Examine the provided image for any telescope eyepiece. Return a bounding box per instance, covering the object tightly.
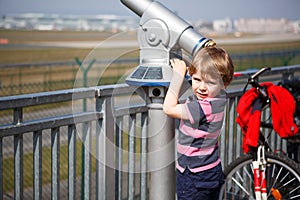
[203,40,216,47]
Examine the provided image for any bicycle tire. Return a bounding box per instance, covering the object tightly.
[219,152,300,200]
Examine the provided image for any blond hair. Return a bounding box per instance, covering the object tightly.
[189,46,234,87]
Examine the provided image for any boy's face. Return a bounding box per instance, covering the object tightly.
[191,71,224,100]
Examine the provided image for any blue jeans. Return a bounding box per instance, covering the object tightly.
[176,164,224,200]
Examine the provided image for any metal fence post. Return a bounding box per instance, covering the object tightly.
[13,107,23,200]
[95,91,115,200]
[147,87,175,200]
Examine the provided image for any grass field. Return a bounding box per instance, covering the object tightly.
[0,30,138,63]
[1,30,300,96]
[1,30,300,63]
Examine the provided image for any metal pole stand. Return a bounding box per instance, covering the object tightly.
[146,86,175,200]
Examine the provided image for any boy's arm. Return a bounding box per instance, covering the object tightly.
[163,59,189,120]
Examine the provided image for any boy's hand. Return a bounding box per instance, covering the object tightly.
[164,58,189,120]
[170,58,187,76]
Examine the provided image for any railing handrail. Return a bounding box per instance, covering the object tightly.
[233,64,300,79]
[0,83,141,110]
[1,64,299,109]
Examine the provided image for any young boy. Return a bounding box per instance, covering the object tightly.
[163,46,234,200]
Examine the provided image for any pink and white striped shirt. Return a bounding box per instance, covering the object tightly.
[176,90,227,173]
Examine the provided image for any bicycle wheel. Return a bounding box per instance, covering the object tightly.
[219,152,300,200]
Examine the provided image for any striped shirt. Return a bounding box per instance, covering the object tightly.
[177,90,227,173]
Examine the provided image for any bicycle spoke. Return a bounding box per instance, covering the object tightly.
[279,171,289,183]
[235,171,244,183]
[290,194,300,199]
[289,185,300,195]
[270,166,283,189]
[247,164,254,183]
[278,177,297,199]
[279,177,295,189]
[231,177,251,196]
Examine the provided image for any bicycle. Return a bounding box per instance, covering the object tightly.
[219,67,300,200]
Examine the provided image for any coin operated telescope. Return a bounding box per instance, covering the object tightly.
[120,1,215,200]
[121,0,215,87]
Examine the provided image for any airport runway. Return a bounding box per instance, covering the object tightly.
[1,33,300,49]
[26,33,300,48]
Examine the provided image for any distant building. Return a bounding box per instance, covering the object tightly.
[0,14,299,34]
[213,18,233,33]
[292,20,300,33]
[234,18,294,33]
[0,13,139,32]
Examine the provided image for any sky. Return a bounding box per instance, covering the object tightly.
[0,0,300,21]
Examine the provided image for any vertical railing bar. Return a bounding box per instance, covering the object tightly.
[68,124,76,200]
[104,96,115,200]
[0,137,2,199]
[235,96,242,158]
[220,103,226,168]
[95,94,117,200]
[83,122,92,200]
[14,134,23,200]
[128,114,136,200]
[13,107,23,125]
[33,130,42,200]
[270,128,276,150]
[96,117,105,200]
[265,107,276,150]
[140,112,148,200]
[228,98,235,164]
[276,134,282,152]
[115,116,123,200]
[227,98,233,161]
[231,98,239,159]
[51,127,60,200]
[95,94,105,200]
[282,138,287,153]
[274,132,278,151]
[13,107,23,200]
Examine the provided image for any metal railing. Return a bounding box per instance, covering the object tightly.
[0,65,300,199]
